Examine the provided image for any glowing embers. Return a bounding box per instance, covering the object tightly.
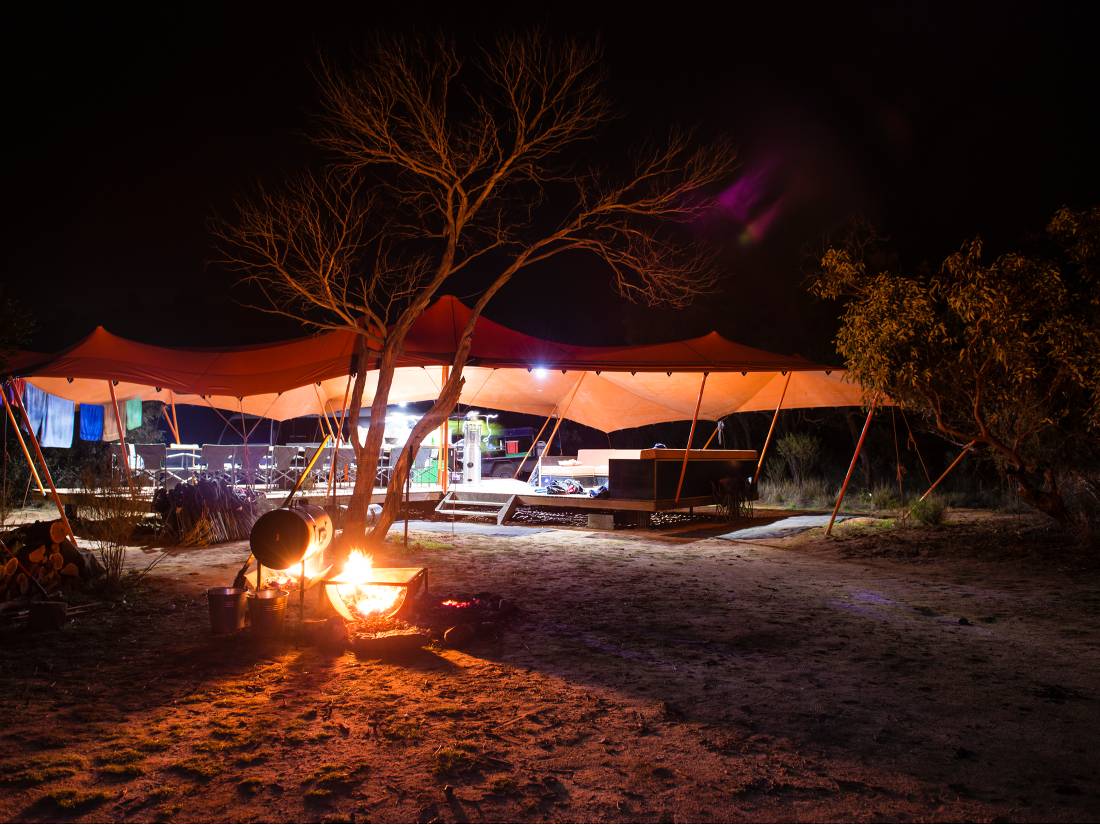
[324,550,403,621]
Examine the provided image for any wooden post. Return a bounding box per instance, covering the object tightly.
[107,380,133,490]
[825,396,878,537]
[512,409,555,479]
[903,440,976,519]
[438,365,450,492]
[754,371,793,483]
[8,386,78,546]
[674,372,708,504]
[1,387,45,495]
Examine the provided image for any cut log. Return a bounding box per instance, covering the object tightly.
[60,563,80,578]
[49,552,64,571]
[352,630,429,659]
[28,546,46,565]
[49,521,67,543]
[2,558,16,578]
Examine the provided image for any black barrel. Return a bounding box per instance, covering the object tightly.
[249,504,333,569]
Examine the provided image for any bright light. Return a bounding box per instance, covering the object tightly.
[398,401,407,408]
[533,367,549,379]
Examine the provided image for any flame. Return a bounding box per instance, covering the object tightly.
[327,550,402,620]
[441,599,472,608]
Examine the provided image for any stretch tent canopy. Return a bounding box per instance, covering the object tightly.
[14,296,868,431]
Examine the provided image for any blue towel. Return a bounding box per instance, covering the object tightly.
[80,403,104,441]
[125,397,142,430]
[21,383,48,438]
[42,394,74,448]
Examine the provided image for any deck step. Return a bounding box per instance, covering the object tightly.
[435,508,501,518]
[434,491,519,525]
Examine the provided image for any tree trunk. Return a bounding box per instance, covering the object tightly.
[343,339,401,543]
[1008,465,1069,524]
[369,371,465,541]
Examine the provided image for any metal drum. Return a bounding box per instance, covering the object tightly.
[249,504,333,570]
[248,589,289,637]
[207,587,248,634]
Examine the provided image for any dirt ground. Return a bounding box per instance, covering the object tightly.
[1,508,1099,822]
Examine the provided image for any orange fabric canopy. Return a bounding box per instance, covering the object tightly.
[14,296,870,431]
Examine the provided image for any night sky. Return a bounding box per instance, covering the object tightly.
[2,2,1095,363]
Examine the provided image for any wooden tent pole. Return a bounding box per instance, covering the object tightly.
[754,371,793,483]
[512,409,555,480]
[1,387,45,495]
[903,440,976,518]
[8,386,77,546]
[439,365,450,492]
[674,372,709,504]
[107,380,134,490]
[825,396,878,537]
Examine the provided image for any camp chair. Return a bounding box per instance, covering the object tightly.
[201,445,236,478]
[269,445,302,489]
[166,443,201,482]
[331,445,356,487]
[108,443,136,484]
[237,444,271,485]
[134,443,167,487]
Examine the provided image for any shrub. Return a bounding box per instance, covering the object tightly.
[871,484,901,512]
[908,496,946,526]
[775,433,822,492]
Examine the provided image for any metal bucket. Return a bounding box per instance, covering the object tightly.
[248,589,289,638]
[207,587,248,635]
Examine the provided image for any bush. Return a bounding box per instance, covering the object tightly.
[871,484,901,512]
[908,496,946,526]
[775,433,822,492]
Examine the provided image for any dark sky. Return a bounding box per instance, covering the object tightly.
[2,2,1095,362]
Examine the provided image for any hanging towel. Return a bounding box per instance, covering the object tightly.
[42,395,75,448]
[103,405,120,442]
[80,403,104,441]
[21,383,49,438]
[125,397,142,430]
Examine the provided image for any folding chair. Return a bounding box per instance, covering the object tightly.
[201,445,236,478]
[269,445,302,489]
[134,443,167,487]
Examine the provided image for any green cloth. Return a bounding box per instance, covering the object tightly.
[125,397,142,430]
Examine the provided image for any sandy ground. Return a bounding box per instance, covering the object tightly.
[1,509,1098,822]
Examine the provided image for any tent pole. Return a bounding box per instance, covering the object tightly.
[674,372,709,505]
[8,386,78,546]
[903,440,976,518]
[107,380,134,491]
[512,409,555,480]
[161,404,180,444]
[825,396,878,537]
[754,371,793,483]
[701,420,721,450]
[439,365,450,493]
[238,400,251,487]
[538,373,586,477]
[1,387,45,495]
[169,391,182,444]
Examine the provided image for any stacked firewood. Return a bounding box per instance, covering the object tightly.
[0,520,105,600]
[153,475,267,546]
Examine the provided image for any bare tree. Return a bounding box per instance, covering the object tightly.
[217,32,735,544]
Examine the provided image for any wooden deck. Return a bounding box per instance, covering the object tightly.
[51,482,712,516]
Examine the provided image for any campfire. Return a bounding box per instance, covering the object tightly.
[217,503,514,655]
